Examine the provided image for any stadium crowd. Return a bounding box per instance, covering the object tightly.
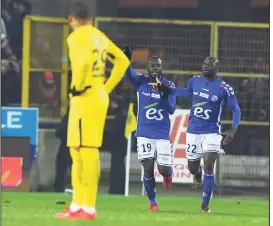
[1,0,31,106]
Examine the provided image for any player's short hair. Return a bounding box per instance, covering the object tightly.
[148,56,161,63]
[69,2,89,19]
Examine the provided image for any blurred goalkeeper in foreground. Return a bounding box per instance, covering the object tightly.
[55,2,130,220]
[124,47,176,211]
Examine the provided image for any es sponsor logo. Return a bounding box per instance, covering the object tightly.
[145,108,164,121]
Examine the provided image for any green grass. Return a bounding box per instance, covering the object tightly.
[2,192,269,226]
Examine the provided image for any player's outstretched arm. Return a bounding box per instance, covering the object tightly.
[221,89,241,145]
[104,39,130,93]
[149,77,193,98]
[171,87,192,97]
[125,66,143,87]
[123,46,144,88]
[170,78,194,97]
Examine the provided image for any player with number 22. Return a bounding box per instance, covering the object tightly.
[150,57,241,213]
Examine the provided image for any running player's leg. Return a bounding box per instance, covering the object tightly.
[141,159,158,210]
[137,137,157,210]
[201,133,223,212]
[186,133,203,187]
[188,159,202,187]
[156,140,173,189]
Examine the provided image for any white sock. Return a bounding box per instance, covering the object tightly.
[69,203,81,212]
[82,206,96,214]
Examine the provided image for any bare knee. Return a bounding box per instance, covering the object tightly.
[204,152,218,174]
[141,159,154,178]
[204,163,214,174]
[188,159,200,175]
[157,165,172,177]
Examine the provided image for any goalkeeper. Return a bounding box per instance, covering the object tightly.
[55,2,130,220]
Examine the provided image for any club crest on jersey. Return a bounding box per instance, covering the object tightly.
[168,81,175,88]
[211,95,218,102]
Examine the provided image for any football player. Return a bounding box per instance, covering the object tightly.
[55,3,130,220]
[150,57,241,212]
[124,47,176,211]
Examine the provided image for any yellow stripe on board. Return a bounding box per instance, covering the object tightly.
[133,69,268,79]
[222,120,269,126]
[28,16,67,23]
[96,17,214,26]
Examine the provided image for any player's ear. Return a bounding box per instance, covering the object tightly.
[146,62,149,71]
[67,16,73,23]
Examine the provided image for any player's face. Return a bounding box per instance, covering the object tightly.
[147,58,162,78]
[202,57,219,78]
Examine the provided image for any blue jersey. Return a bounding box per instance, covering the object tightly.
[170,75,241,134]
[126,66,176,140]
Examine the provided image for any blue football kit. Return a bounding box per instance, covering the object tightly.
[169,75,241,134]
[125,66,176,140]
[125,65,176,208]
[168,74,241,209]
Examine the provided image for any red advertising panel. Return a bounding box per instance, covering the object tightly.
[1,157,23,187]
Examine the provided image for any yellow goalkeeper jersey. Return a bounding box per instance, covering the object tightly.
[67,24,130,94]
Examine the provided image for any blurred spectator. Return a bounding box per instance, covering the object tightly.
[239,77,268,121]
[2,0,31,60]
[54,106,71,192]
[256,57,269,74]
[1,24,21,106]
[1,18,7,40]
[1,0,31,106]
[32,72,60,117]
[31,42,58,69]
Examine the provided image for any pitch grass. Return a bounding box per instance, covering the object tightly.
[2,192,269,226]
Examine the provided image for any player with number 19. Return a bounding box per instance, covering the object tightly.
[150,57,241,212]
[123,47,176,211]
